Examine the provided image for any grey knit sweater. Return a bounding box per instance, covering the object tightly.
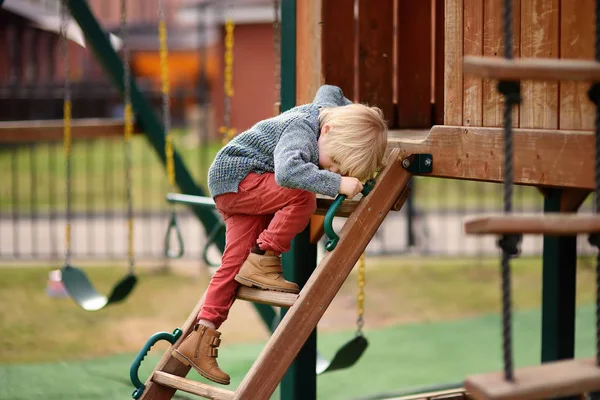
[207,85,352,199]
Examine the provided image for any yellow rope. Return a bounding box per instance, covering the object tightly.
[219,18,236,143]
[64,99,72,251]
[357,253,365,323]
[124,102,134,261]
[159,19,175,188]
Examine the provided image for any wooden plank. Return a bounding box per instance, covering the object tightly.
[0,118,140,143]
[315,197,361,217]
[444,0,463,125]
[296,0,322,105]
[482,0,520,128]
[234,149,410,400]
[358,0,394,125]
[463,0,483,126]
[559,0,595,130]
[139,295,205,399]
[520,0,559,129]
[389,389,466,400]
[387,125,594,190]
[236,287,297,308]
[464,214,600,235]
[396,0,432,128]
[433,0,446,125]
[465,358,600,400]
[464,57,600,82]
[321,0,355,100]
[310,214,325,244]
[152,372,235,400]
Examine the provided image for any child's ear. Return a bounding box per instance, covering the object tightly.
[321,123,332,136]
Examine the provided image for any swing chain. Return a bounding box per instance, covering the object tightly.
[60,0,72,266]
[356,253,365,335]
[158,0,174,190]
[121,0,135,273]
[219,4,236,143]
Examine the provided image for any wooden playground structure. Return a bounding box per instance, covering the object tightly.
[3,0,600,399]
[131,0,600,399]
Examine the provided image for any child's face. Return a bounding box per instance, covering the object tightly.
[318,125,341,174]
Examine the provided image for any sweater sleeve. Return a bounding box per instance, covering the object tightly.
[273,119,341,198]
[312,85,353,108]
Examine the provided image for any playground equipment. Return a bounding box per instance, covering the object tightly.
[17,0,600,398]
[125,0,600,398]
[459,1,600,399]
[59,0,137,311]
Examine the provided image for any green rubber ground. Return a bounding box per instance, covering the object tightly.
[0,304,596,400]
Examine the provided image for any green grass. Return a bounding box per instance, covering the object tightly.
[4,133,592,214]
[0,256,596,364]
[0,305,596,400]
[0,132,222,213]
[0,256,597,399]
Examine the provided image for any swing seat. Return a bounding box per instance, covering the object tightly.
[465,358,600,400]
[61,265,137,311]
[316,334,368,375]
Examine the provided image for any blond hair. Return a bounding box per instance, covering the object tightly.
[318,103,388,181]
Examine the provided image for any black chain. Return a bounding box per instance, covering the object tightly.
[496,0,522,383]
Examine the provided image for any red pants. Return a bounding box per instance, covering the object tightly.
[198,172,317,328]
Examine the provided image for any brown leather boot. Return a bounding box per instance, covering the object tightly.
[171,323,230,385]
[234,251,299,294]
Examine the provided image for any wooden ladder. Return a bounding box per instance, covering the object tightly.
[136,148,412,400]
[462,55,600,400]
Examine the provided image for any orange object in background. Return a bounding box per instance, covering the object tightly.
[132,48,219,90]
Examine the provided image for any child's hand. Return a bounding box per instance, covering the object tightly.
[339,177,363,198]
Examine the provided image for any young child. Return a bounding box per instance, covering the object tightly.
[171,85,388,385]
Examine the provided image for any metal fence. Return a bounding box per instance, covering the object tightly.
[0,85,597,262]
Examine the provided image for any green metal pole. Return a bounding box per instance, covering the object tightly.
[65,0,277,329]
[541,190,577,365]
[279,1,318,399]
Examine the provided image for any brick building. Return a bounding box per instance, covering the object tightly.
[0,0,279,138]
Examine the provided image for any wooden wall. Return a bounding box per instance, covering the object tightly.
[445,0,595,130]
[320,0,438,129]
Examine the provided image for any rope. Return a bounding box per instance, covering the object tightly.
[121,0,135,273]
[356,253,366,335]
[158,0,174,190]
[496,0,522,382]
[60,0,72,266]
[219,5,236,143]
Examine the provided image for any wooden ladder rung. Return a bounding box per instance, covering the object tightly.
[152,371,235,400]
[463,56,600,82]
[464,214,600,235]
[465,358,600,400]
[236,287,297,308]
